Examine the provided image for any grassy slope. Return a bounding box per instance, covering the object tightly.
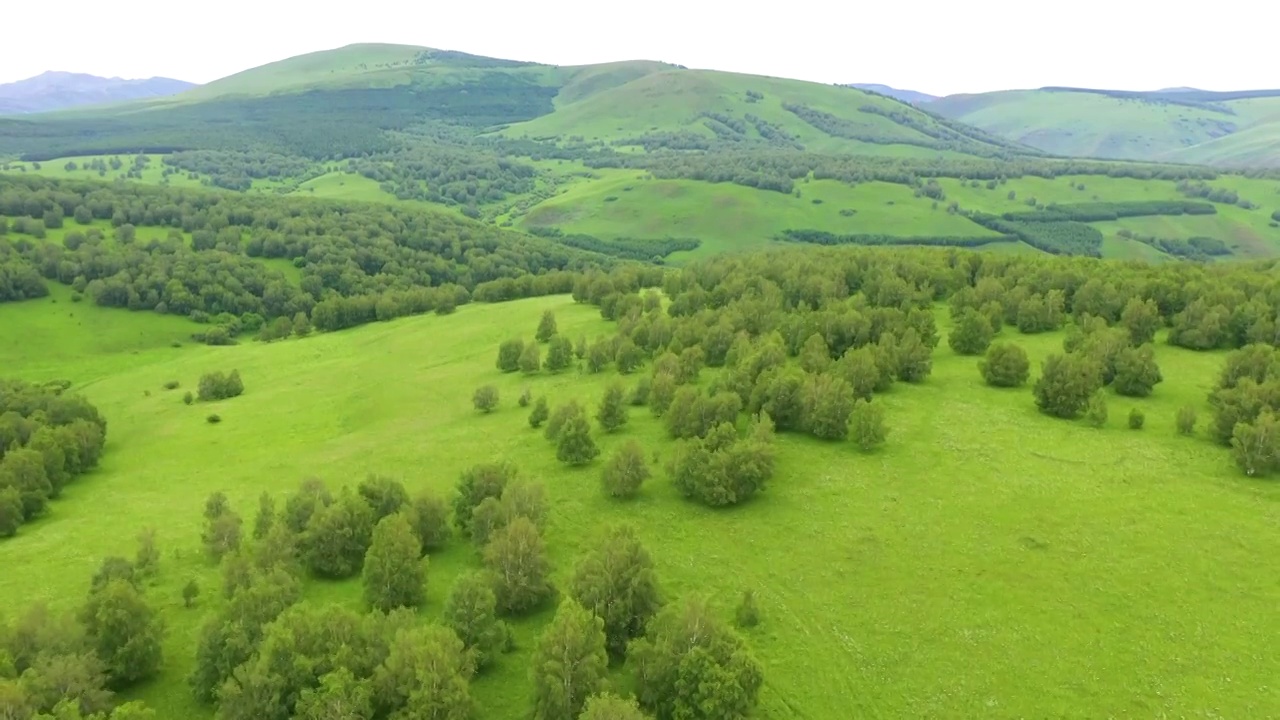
[520,171,1001,257]
[180,44,431,99]
[930,90,1236,159]
[501,69,984,158]
[0,294,1278,718]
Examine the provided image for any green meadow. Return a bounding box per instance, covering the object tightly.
[1,291,1277,718]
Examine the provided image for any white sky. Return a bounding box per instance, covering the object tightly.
[0,0,1273,96]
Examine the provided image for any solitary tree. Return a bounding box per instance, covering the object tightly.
[531,599,608,720]
[519,342,542,374]
[443,571,511,671]
[362,514,427,612]
[1112,345,1163,397]
[1176,405,1197,435]
[570,525,662,656]
[483,517,553,615]
[557,413,600,465]
[602,441,650,499]
[473,385,499,413]
[546,336,574,373]
[630,597,762,720]
[536,311,558,343]
[597,383,629,433]
[529,396,550,429]
[497,338,524,372]
[980,343,1030,387]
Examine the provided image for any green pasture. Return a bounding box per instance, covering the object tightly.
[0,292,1276,718]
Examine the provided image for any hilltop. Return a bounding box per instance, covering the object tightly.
[931,86,1280,166]
[847,83,939,104]
[0,71,195,114]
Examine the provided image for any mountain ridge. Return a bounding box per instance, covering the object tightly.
[0,71,195,115]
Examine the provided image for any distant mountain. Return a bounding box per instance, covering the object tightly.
[930,86,1280,167]
[0,71,196,115]
[846,84,938,105]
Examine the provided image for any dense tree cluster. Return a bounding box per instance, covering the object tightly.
[0,175,624,336]
[0,379,107,538]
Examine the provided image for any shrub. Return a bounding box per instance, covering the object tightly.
[602,441,649,499]
[519,388,532,407]
[1176,405,1197,435]
[473,385,499,413]
[851,399,887,451]
[197,370,244,402]
[183,391,194,405]
[980,343,1031,387]
[1128,408,1145,430]
[1034,353,1101,419]
[1085,391,1108,428]
[529,396,549,428]
[163,380,180,391]
[735,588,761,628]
[207,414,222,424]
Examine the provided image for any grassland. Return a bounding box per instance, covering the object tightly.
[1,289,1277,718]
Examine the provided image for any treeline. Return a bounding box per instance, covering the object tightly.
[782,103,1015,158]
[780,228,1011,248]
[0,175,619,336]
[0,379,108,538]
[1116,230,1230,259]
[527,227,701,261]
[349,145,538,211]
[968,214,1104,256]
[855,103,1033,157]
[1001,200,1217,222]
[162,150,322,191]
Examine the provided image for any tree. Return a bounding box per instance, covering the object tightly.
[580,694,651,720]
[14,652,113,716]
[357,475,408,522]
[302,489,375,578]
[1128,408,1145,429]
[0,487,22,537]
[546,400,585,441]
[284,479,332,534]
[483,517,552,615]
[531,599,608,720]
[529,396,550,429]
[1120,297,1161,346]
[473,385,499,413]
[894,328,933,383]
[134,528,159,578]
[1034,353,1102,419]
[546,336,574,372]
[1177,405,1197,435]
[948,308,994,356]
[752,367,806,431]
[735,589,760,628]
[497,338,524,373]
[292,312,312,338]
[1112,345,1163,397]
[602,441,650,499]
[536,311,558,343]
[443,572,511,671]
[597,383,629,433]
[570,525,662,656]
[1232,412,1280,476]
[1,448,51,519]
[182,579,200,608]
[801,373,855,440]
[980,342,1030,387]
[362,514,426,612]
[649,373,677,416]
[1085,391,1108,428]
[630,597,762,720]
[201,493,242,561]
[587,339,612,374]
[406,491,451,553]
[453,461,516,532]
[520,342,542,374]
[373,625,474,720]
[79,580,164,687]
[616,339,645,374]
[197,370,243,401]
[252,492,275,540]
[850,399,887,451]
[557,413,600,465]
[798,333,832,374]
[295,668,373,720]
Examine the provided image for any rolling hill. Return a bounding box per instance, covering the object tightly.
[0,43,1033,162]
[847,83,938,104]
[931,87,1280,166]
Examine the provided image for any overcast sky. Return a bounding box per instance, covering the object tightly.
[1,0,1273,95]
